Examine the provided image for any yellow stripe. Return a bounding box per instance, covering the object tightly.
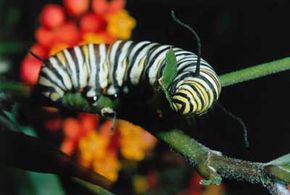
[56,52,66,66]
[184,80,209,113]
[178,86,201,112]
[82,45,89,62]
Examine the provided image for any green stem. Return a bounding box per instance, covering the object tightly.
[220,57,290,87]
[156,129,208,165]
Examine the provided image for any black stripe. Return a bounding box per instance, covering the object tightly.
[174,91,194,113]
[172,97,186,114]
[143,45,171,79]
[127,42,153,80]
[53,55,73,91]
[198,74,218,100]
[66,47,80,89]
[93,44,101,92]
[184,82,205,110]
[39,70,65,93]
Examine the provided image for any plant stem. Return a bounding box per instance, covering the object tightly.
[220,57,290,87]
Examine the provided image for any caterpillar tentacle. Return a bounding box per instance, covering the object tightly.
[37,40,221,115]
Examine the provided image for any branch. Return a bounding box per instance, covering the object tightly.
[220,57,290,87]
[156,129,289,194]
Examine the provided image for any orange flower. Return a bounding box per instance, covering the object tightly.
[92,153,121,181]
[49,43,69,56]
[60,113,99,155]
[106,9,136,40]
[82,32,115,44]
[118,120,157,161]
[75,119,156,182]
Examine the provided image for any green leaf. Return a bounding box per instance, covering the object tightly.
[73,178,114,195]
[266,153,290,184]
[27,171,65,195]
[268,153,290,168]
[159,49,177,109]
[162,48,177,89]
[11,168,65,195]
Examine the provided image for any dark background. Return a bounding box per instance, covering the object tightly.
[1,0,290,194]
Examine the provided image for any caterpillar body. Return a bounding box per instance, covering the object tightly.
[37,40,221,115]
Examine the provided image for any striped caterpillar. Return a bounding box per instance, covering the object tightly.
[36,40,221,116]
[34,12,221,117]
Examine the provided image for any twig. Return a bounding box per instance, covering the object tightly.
[220,57,290,87]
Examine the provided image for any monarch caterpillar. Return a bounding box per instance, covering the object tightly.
[35,39,220,115]
[33,12,221,117]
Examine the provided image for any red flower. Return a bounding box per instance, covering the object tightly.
[55,22,81,46]
[35,27,55,48]
[92,0,125,14]
[80,13,106,33]
[20,56,42,85]
[64,0,90,16]
[40,4,65,29]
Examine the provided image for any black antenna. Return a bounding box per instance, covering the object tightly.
[29,51,46,62]
[171,10,201,76]
[216,103,250,148]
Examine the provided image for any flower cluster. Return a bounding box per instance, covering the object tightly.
[59,113,157,182]
[21,0,135,85]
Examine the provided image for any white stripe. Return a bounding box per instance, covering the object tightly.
[116,41,133,86]
[129,42,158,84]
[148,45,169,84]
[41,67,66,90]
[109,40,122,85]
[63,49,78,89]
[38,76,64,97]
[49,57,72,90]
[98,44,109,88]
[74,46,88,88]
[200,71,220,96]
[88,44,97,89]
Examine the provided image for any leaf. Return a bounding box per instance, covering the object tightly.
[159,49,177,108]
[26,171,65,195]
[268,153,290,168]
[162,48,177,89]
[266,153,290,184]
[73,178,114,195]
[10,168,64,195]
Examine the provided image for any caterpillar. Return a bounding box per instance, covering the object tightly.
[36,40,221,116]
[34,11,221,116]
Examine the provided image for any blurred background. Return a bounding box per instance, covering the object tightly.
[0,0,290,194]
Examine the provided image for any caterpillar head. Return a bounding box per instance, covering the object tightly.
[170,76,221,115]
